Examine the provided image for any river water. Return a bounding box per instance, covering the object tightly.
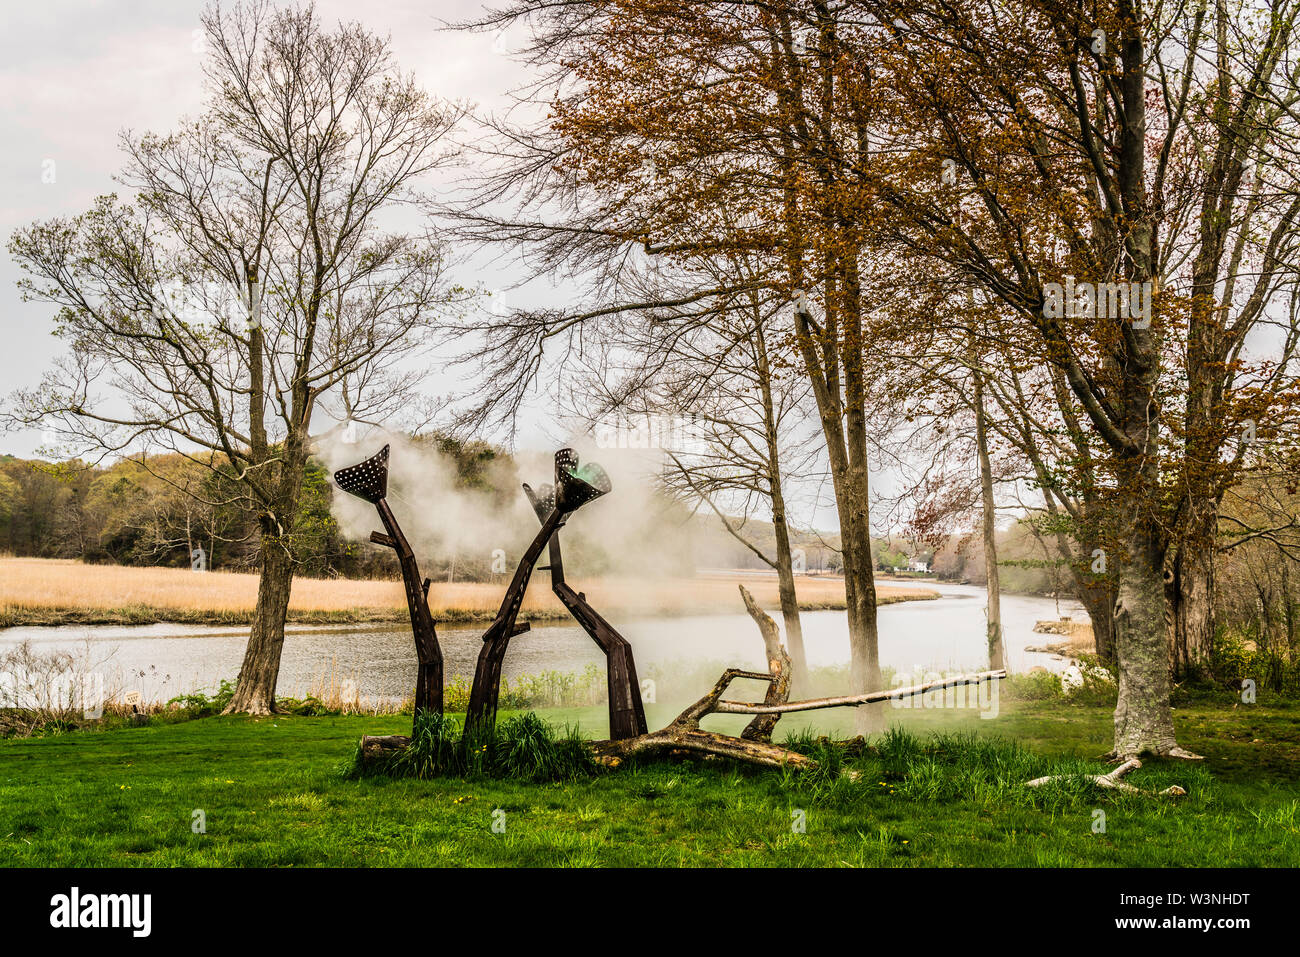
[0,580,1085,705]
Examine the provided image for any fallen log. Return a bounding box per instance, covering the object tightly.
[588,668,1007,769]
[361,734,412,759]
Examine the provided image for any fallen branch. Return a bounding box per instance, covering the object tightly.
[712,670,1007,716]
[1025,757,1187,797]
[589,666,816,768]
[361,582,1007,774]
[590,670,1006,768]
[737,584,791,743]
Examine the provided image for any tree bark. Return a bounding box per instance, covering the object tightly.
[1171,505,1218,679]
[973,356,1005,671]
[224,528,294,715]
[738,584,792,742]
[1076,575,1118,666]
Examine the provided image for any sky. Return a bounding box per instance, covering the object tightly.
[0,0,539,450]
[0,0,903,535]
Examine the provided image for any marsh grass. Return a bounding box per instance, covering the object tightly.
[0,556,934,627]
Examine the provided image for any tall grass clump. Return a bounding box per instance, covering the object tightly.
[347,711,595,782]
[777,724,1216,812]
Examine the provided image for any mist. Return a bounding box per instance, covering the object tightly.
[317,427,705,580]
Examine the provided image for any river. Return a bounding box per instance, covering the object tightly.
[0,580,1085,705]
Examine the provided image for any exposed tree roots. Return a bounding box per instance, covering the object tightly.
[1026,757,1187,797]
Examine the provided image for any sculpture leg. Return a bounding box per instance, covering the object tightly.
[606,637,648,739]
[552,578,648,739]
[466,625,510,734]
[373,500,443,723]
[414,658,443,718]
[335,448,446,730]
[465,509,563,734]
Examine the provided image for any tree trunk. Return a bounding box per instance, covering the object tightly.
[843,477,882,732]
[839,260,884,734]
[1076,575,1118,665]
[1172,504,1217,679]
[224,529,295,715]
[1105,22,1190,759]
[1111,520,1180,758]
[973,356,1004,670]
[790,297,882,733]
[775,67,880,729]
[753,317,808,687]
[771,517,807,687]
[1282,559,1296,661]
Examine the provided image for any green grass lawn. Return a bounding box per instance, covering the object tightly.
[2,698,1297,867]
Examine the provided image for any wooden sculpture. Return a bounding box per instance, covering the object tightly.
[333,444,443,722]
[464,448,621,734]
[343,442,1010,775]
[523,455,648,740]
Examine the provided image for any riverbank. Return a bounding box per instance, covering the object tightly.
[0,557,938,627]
[2,696,1295,866]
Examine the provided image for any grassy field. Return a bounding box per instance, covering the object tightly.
[2,696,1295,867]
[0,557,935,627]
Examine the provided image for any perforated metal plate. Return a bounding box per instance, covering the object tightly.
[522,482,556,522]
[334,444,390,504]
[554,448,611,512]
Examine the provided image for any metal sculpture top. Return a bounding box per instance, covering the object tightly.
[333,443,390,504]
[522,450,647,740]
[525,450,611,520]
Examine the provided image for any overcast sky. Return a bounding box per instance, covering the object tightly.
[0,1,893,534]
[0,0,544,452]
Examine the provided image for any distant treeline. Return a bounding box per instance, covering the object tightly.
[0,437,758,582]
[0,440,1058,589]
[0,436,514,580]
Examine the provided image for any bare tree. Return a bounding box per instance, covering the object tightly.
[569,262,822,687]
[7,1,464,713]
[449,0,896,730]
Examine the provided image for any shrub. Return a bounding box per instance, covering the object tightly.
[167,679,237,717]
[1211,631,1300,698]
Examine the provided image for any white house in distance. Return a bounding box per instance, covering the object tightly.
[908,558,930,573]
